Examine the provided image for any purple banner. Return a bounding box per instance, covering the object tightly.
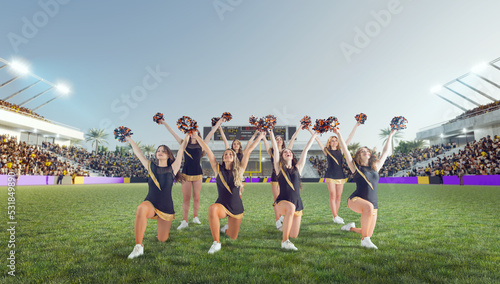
[16,175,55,186]
[443,176,460,185]
[83,177,124,184]
[463,175,500,186]
[379,177,418,184]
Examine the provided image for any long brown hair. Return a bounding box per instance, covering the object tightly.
[222,149,243,188]
[354,147,378,171]
[231,139,243,156]
[156,145,185,183]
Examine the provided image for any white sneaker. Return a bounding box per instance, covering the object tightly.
[333,216,345,224]
[220,224,228,234]
[127,244,144,259]
[192,217,201,224]
[341,222,355,232]
[177,220,188,230]
[276,219,283,231]
[361,237,378,249]
[279,215,284,222]
[208,241,221,254]
[281,239,298,251]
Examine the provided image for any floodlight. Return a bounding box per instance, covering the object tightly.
[9,61,30,75]
[471,62,488,74]
[55,84,70,95]
[430,85,442,93]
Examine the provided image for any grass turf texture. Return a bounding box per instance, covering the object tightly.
[1,183,499,283]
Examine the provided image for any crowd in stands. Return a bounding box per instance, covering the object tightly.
[43,142,147,178]
[448,101,500,124]
[0,134,82,177]
[409,135,500,177]
[379,143,457,177]
[0,99,47,121]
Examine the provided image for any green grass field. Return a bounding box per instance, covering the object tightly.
[1,182,499,283]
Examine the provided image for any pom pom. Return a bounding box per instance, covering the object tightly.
[327,116,339,128]
[211,117,220,127]
[355,113,367,124]
[249,115,258,126]
[300,116,311,129]
[114,126,133,143]
[221,112,232,122]
[177,116,199,135]
[313,119,331,134]
[264,114,277,130]
[390,116,408,131]
[153,112,164,124]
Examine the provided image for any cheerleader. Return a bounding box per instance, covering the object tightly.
[309,122,361,224]
[126,135,189,259]
[192,131,264,254]
[262,127,302,231]
[219,127,260,194]
[270,129,317,251]
[335,127,395,249]
[160,118,224,230]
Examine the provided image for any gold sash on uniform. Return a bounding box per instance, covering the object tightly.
[184,149,193,159]
[280,165,296,191]
[326,148,340,166]
[217,164,232,194]
[148,161,162,191]
[354,164,374,191]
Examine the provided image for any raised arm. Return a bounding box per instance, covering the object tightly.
[269,130,280,174]
[239,132,264,170]
[171,135,189,175]
[262,133,273,157]
[243,130,259,154]
[333,127,356,174]
[286,126,302,150]
[307,128,327,156]
[192,132,218,175]
[344,122,361,145]
[219,125,230,149]
[125,137,149,170]
[375,129,395,171]
[296,131,318,175]
[204,118,225,144]
[160,119,183,144]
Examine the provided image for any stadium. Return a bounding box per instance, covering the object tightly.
[1,2,499,283]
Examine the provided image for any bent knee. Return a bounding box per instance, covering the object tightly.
[158,235,169,242]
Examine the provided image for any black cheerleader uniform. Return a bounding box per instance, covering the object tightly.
[274,165,303,216]
[182,143,203,181]
[215,164,244,219]
[270,152,278,185]
[349,164,379,210]
[324,148,346,184]
[144,161,175,221]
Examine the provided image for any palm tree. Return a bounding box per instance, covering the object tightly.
[85,128,109,154]
[348,142,361,157]
[143,144,156,158]
[379,127,403,153]
[115,145,128,157]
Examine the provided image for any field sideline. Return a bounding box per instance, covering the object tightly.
[1,183,499,283]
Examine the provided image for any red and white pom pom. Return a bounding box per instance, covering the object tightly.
[355,113,367,124]
[390,116,408,131]
[300,116,311,129]
[114,126,133,143]
[153,112,164,124]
